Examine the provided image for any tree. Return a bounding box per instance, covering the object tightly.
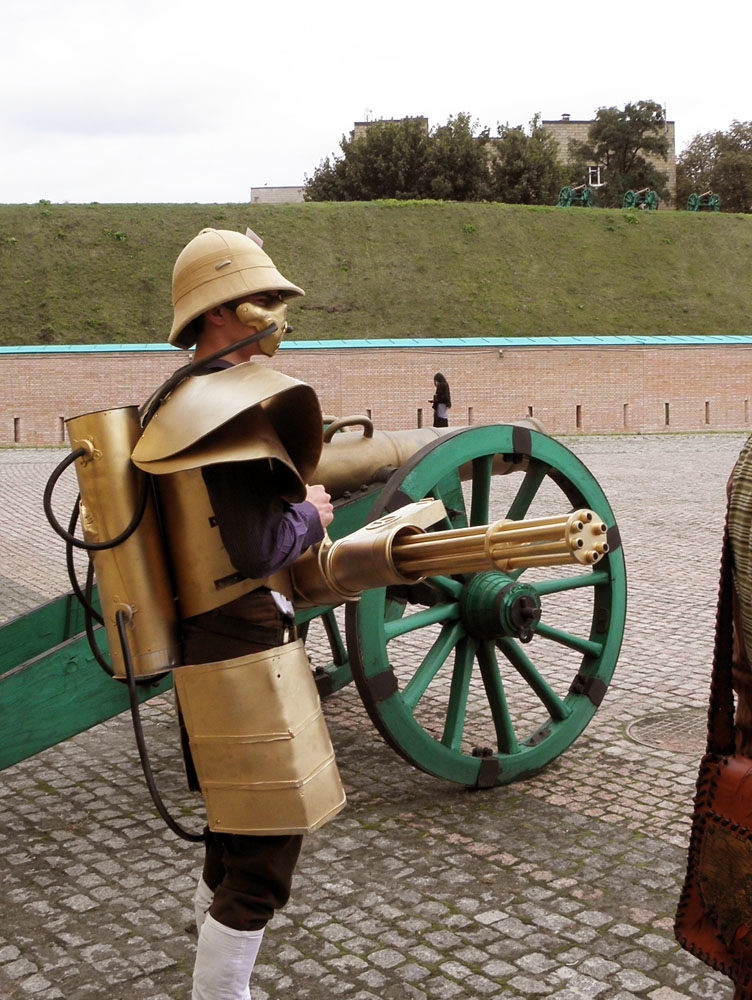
[304,117,432,201]
[304,113,490,202]
[488,115,566,205]
[424,113,490,201]
[568,100,669,208]
[677,121,752,213]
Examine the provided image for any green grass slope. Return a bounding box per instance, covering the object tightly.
[0,200,750,346]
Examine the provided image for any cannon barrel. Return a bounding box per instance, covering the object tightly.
[313,415,540,500]
[292,499,609,605]
[313,416,446,499]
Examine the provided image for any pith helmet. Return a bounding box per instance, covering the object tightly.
[169,228,304,349]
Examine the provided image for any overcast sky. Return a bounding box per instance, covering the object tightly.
[2,0,748,205]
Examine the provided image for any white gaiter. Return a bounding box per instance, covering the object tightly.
[192,913,265,1000]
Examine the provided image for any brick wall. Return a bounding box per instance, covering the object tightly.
[3,341,751,448]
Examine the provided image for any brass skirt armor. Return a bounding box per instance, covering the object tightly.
[173,640,346,835]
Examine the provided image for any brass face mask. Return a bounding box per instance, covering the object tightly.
[235,300,288,357]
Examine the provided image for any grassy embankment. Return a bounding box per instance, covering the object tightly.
[0,200,750,347]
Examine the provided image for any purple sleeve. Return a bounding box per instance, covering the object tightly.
[202,462,325,579]
[252,499,325,576]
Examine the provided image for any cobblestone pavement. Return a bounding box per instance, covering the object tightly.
[1,434,749,1000]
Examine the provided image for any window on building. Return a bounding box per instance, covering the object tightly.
[588,165,604,188]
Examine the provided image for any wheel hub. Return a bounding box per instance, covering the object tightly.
[459,572,542,643]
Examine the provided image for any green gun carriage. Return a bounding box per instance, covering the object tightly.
[622,188,659,210]
[556,184,595,208]
[1,418,626,795]
[687,191,721,212]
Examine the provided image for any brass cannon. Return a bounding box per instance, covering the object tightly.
[1,412,625,791]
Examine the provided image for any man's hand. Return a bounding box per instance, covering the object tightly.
[306,484,334,529]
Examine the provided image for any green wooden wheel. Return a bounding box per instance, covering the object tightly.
[622,190,636,209]
[687,193,700,212]
[345,424,627,787]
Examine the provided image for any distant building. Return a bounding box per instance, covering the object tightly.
[541,113,677,207]
[250,186,305,204]
[351,116,429,141]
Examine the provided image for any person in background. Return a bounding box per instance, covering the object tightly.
[431,372,451,427]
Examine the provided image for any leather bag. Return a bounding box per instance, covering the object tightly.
[674,521,752,996]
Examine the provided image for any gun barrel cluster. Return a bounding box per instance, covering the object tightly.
[391,509,609,577]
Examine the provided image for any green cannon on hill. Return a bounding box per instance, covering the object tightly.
[622,188,659,210]
[687,191,721,212]
[1,410,626,793]
[556,184,595,208]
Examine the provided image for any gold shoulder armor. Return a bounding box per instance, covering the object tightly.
[131,362,322,488]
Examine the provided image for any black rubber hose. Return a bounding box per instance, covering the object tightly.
[139,323,278,428]
[117,610,205,843]
[64,495,104,626]
[43,448,150,552]
[83,560,114,677]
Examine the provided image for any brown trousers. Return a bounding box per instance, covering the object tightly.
[201,827,302,932]
[182,589,303,931]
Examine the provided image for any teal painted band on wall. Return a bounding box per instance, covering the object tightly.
[2,335,752,356]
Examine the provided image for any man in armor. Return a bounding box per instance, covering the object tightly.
[134,228,341,999]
